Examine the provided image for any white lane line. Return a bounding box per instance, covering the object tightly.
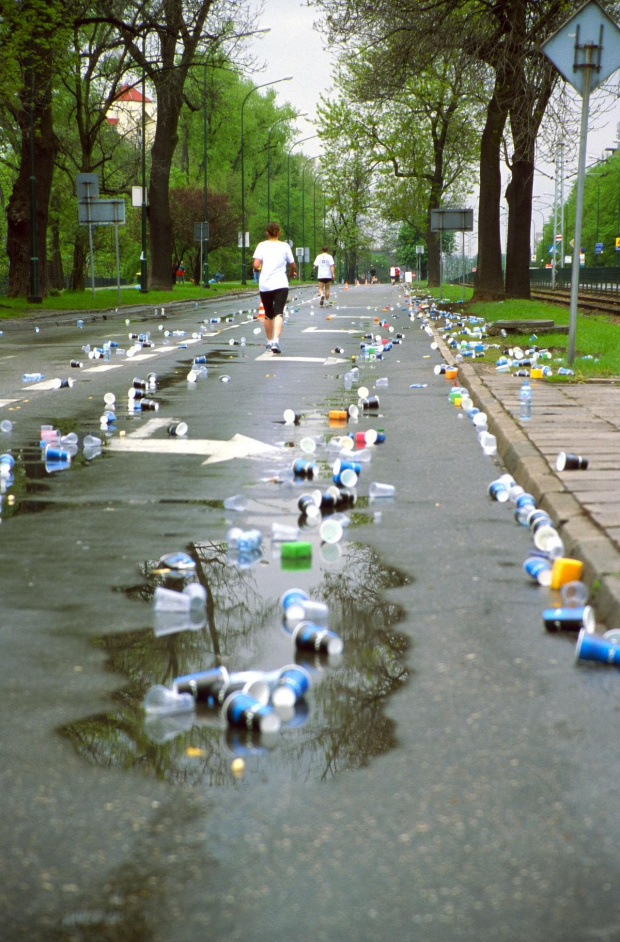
[0,399,19,408]
[83,364,125,374]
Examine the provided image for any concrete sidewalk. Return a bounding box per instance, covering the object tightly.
[436,335,620,629]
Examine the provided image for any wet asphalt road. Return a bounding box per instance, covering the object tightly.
[1,284,620,941]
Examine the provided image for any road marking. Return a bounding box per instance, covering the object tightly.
[302,327,360,335]
[0,399,19,408]
[254,352,346,363]
[125,417,171,438]
[83,364,124,374]
[107,431,280,465]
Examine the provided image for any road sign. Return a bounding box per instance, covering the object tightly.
[595,241,604,254]
[415,245,425,255]
[542,1,620,95]
[615,236,620,249]
[296,247,304,258]
[237,232,249,248]
[76,173,99,201]
[194,221,209,242]
[430,208,474,231]
[131,185,148,207]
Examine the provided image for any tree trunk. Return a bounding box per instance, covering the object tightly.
[70,233,87,290]
[6,53,57,299]
[504,158,533,299]
[473,80,509,301]
[148,71,184,290]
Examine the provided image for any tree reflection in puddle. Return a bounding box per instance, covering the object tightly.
[60,540,411,786]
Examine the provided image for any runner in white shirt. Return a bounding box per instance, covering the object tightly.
[313,246,335,306]
[253,222,297,354]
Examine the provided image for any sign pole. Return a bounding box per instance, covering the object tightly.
[568,47,593,365]
[114,220,121,306]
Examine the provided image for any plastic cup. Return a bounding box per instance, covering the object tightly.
[0,420,13,433]
[369,481,395,499]
[224,494,248,512]
[560,580,589,607]
[319,518,343,544]
[550,557,583,590]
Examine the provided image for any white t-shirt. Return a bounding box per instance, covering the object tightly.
[314,253,335,280]
[253,240,294,291]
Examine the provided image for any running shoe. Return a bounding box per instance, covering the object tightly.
[319,296,324,306]
[271,341,281,354]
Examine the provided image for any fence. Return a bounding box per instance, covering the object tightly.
[529,267,620,293]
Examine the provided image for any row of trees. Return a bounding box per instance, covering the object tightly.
[0,0,329,298]
[312,0,620,300]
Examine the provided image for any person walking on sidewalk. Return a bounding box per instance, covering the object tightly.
[313,246,335,306]
[253,221,297,355]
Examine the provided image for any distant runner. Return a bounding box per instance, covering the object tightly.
[313,246,336,307]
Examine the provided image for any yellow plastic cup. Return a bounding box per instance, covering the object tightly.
[550,557,583,590]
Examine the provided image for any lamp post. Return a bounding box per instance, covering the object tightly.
[267,112,306,225]
[240,76,292,284]
[201,57,209,287]
[286,134,317,247]
[301,155,318,281]
[140,33,148,294]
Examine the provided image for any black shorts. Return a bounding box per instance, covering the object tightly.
[318,278,332,284]
[260,287,288,319]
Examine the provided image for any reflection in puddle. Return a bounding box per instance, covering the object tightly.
[61,540,411,786]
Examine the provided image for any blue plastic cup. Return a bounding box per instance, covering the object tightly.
[575,628,620,666]
[523,556,552,586]
[543,605,595,633]
[271,665,312,708]
[221,691,281,734]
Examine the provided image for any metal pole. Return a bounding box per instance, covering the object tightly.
[560,142,565,271]
[88,222,96,299]
[114,221,121,305]
[202,59,209,287]
[140,34,148,293]
[439,231,443,297]
[568,46,594,366]
[552,145,559,289]
[462,232,466,300]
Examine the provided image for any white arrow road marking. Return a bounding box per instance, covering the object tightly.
[302,327,360,334]
[255,351,346,363]
[107,431,280,465]
[0,399,19,408]
[125,417,171,438]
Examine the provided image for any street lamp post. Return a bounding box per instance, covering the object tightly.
[286,134,317,248]
[140,33,148,294]
[266,112,306,225]
[240,76,292,284]
[301,155,317,281]
[202,58,209,287]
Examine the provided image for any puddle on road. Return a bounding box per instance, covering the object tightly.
[60,539,411,787]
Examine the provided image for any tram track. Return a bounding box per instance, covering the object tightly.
[530,287,620,317]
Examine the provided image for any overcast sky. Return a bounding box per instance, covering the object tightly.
[246,1,620,244]
[247,0,334,159]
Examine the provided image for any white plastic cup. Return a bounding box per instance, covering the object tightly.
[153,586,192,613]
[319,518,344,544]
[0,420,13,433]
[369,482,395,499]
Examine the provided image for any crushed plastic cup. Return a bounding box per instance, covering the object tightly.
[479,432,497,457]
[560,580,589,607]
[153,586,194,613]
[369,481,395,499]
[220,375,231,383]
[143,684,195,715]
[271,521,301,542]
[224,493,248,512]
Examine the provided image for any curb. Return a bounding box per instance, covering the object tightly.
[432,329,620,629]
